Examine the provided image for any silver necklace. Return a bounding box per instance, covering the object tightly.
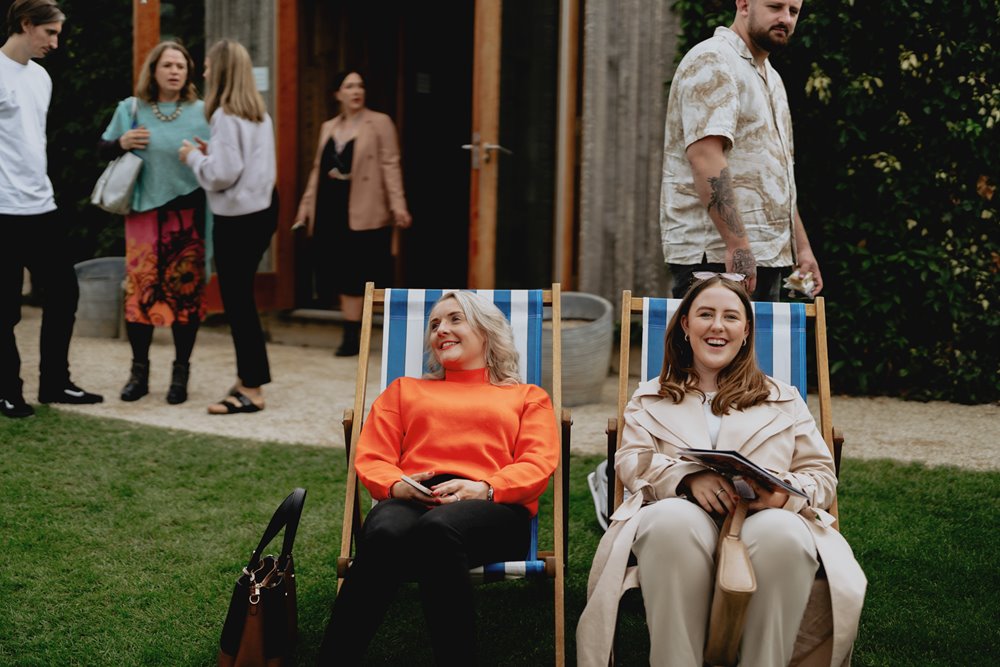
[151,101,183,122]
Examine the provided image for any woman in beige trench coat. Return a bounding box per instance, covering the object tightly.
[576,275,866,667]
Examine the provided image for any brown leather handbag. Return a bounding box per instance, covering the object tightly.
[704,497,757,667]
[218,488,306,667]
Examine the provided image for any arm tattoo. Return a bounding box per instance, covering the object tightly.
[732,247,757,277]
[706,168,746,238]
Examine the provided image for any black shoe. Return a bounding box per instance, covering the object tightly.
[39,381,104,405]
[0,395,35,418]
[121,360,150,402]
[335,321,361,357]
[166,361,189,405]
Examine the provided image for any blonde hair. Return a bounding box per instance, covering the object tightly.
[423,292,522,386]
[658,275,773,415]
[203,39,266,122]
[134,41,199,104]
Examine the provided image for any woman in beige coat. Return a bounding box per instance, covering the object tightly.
[294,70,411,356]
[577,274,866,667]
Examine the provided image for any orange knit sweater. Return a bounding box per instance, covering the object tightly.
[355,368,559,515]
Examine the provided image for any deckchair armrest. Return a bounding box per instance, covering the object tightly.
[560,409,572,570]
[606,418,618,520]
[343,408,354,447]
[832,427,844,478]
[341,408,362,563]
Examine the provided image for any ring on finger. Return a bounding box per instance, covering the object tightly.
[714,488,725,498]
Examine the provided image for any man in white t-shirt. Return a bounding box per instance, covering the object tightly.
[659,0,823,301]
[1,0,102,418]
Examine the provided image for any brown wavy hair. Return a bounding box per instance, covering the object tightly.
[658,275,773,415]
[134,41,199,104]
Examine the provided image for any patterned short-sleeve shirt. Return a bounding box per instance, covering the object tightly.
[659,26,797,267]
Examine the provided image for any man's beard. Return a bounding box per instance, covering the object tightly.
[748,22,793,55]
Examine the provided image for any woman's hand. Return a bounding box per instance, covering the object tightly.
[390,470,439,504]
[432,479,490,503]
[746,479,788,512]
[292,206,313,236]
[393,209,412,229]
[178,139,198,163]
[119,126,150,151]
[683,470,736,515]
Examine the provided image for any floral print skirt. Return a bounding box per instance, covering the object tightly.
[124,206,207,326]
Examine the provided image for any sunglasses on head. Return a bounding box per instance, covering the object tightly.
[692,271,746,282]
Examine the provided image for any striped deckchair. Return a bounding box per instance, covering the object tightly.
[591,292,843,666]
[338,282,569,666]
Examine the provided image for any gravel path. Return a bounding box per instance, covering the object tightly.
[13,307,999,472]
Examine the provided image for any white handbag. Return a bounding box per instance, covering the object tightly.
[91,98,143,215]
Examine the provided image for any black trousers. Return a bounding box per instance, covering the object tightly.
[669,261,785,302]
[0,211,78,399]
[212,193,278,388]
[318,495,531,666]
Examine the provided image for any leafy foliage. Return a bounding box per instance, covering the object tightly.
[673,0,999,403]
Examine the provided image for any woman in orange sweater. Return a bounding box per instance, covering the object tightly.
[317,291,559,665]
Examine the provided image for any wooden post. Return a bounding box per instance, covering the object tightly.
[553,0,580,290]
[132,0,160,88]
[275,0,299,310]
[467,0,502,289]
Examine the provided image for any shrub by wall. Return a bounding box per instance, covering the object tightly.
[674,0,999,403]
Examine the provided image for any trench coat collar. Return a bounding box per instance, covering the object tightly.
[630,378,797,457]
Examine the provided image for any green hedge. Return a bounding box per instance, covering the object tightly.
[674,0,999,403]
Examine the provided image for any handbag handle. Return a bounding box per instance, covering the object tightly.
[246,488,307,571]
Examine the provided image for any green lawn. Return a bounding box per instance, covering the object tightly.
[1,409,997,665]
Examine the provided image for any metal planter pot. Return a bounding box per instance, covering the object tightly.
[543,291,613,407]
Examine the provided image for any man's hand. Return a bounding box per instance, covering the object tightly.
[794,247,823,296]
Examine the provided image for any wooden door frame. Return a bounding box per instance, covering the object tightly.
[467,0,502,289]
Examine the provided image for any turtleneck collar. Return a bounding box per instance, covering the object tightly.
[443,367,491,384]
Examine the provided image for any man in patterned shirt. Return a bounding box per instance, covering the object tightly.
[659,0,823,300]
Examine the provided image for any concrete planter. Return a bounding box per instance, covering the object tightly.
[74,257,126,338]
[543,291,614,406]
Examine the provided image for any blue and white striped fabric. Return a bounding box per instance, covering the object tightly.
[639,299,808,401]
[378,288,548,580]
[380,289,544,391]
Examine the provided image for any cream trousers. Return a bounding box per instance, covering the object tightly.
[632,498,819,666]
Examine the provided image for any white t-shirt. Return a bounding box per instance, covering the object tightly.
[0,50,56,215]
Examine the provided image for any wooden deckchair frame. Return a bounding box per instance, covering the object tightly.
[338,282,569,666]
[605,292,843,666]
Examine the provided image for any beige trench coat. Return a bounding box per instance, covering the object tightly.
[576,378,867,667]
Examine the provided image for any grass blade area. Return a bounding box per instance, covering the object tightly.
[1,409,997,665]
